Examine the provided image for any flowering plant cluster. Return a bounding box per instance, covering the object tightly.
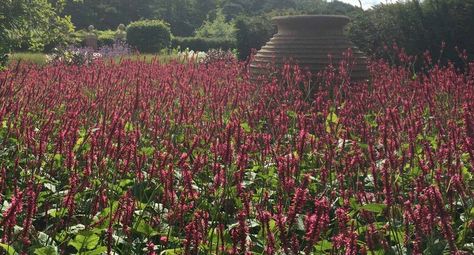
[46,41,132,65]
[0,48,473,254]
[202,49,237,65]
[175,48,208,63]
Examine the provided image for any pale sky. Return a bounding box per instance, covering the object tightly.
[337,0,392,9]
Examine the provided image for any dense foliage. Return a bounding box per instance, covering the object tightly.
[0,0,74,68]
[0,51,473,254]
[194,10,236,41]
[348,0,474,64]
[234,15,276,60]
[126,20,171,53]
[64,0,218,36]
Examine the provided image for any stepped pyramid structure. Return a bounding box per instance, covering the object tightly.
[250,15,369,81]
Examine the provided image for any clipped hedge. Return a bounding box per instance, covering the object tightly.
[171,37,236,52]
[126,20,171,53]
[97,30,116,47]
[72,30,117,48]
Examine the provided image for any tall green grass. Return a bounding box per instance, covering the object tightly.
[9,52,47,65]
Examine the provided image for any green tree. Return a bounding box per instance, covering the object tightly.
[348,0,474,65]
[195,9,236,40]
[64,0,155,30]
[1,0,73,68]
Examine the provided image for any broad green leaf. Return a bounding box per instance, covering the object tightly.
[364,113,378,128]
[269,219,276,232]
[240,122,251,133]
[424,239,447,255]
[136,220,159,237]
[314,240,332,251]
[287,110,297,119]
[81,246,107,255]
[140,146,155,156]
[68,233,100,251]
[125,122,134,132]
[325,112,339,133]
[34,246,58,255]
[37,231,53,246]
[0,243,16,255]
[47,208,67,218]
[360,203,386,214]
[119,179,134,188]
[43,183,56,193]
[462,166,472,181]
[73,137,85,152]
[53,153,62,162]
[349,198,359,210]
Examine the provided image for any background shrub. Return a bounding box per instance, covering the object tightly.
[71,29,122,48]
[172,37,236,52]
[96,30,116,47]
[235,15,276,60]
[126,20,171,53]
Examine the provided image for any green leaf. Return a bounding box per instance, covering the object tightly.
[325,112,339,133]
[269,219,276,232]
[43,183,56,193]
[296,214,305,231]
[364,113,378,128]
[119,179,134,188]
[124,122,134,132]
[389,230,404,243]
[73,137,85,152]
[349,198,360,210]
[462,166,472,181]
[37,231,53,246]
[80,246,107,255]
[140,146,155,157]
[34,246,58,255]
[0,243,16,255]
[136,220,159,237]
[360,203,386,214]
[240,122,251,133]
[314,240,333,251]
[68,233,100,251]
[369,249,386,255]
[47,208,67,218]
[424,239,447,255]
[287,110,297,119]
[160,248,184,255]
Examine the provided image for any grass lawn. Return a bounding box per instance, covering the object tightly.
[8,52,178,66]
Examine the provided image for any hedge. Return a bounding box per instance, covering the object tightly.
[171,37,236,52]
[72,30,117,48]
[126,20,171,53]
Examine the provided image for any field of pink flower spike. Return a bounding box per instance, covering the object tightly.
[0,52,474,255]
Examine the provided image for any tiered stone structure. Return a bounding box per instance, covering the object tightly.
[250,15,368,81]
